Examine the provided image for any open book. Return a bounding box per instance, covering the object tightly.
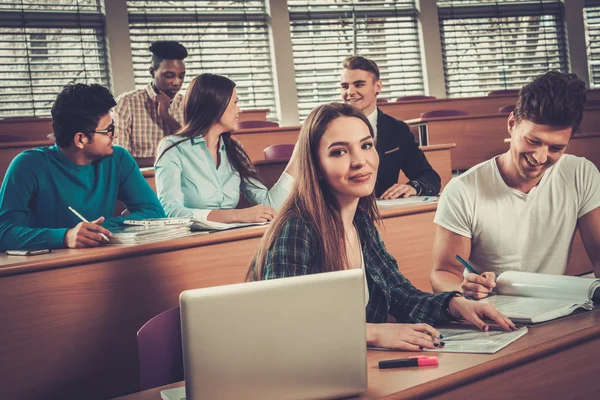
[480,271,600,324]
[123,218,268,232]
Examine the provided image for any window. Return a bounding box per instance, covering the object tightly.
[288,0,425,120]
[0,0,110,117]
[126,0,277,120]
[437,0,568,97]
[585,0,600,88]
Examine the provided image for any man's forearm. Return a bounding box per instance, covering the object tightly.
[430,269,464,293]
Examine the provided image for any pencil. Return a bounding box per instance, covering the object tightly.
[455,255,478,275]
[68,206,110,242]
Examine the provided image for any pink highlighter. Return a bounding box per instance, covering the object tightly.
[378,355,439,369]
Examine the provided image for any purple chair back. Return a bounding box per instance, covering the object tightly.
[585,99,600,108]
[498,104,515,113]
[487,89,520,96]
[264,144,295,160]
[137,307,184,391]
[420,109,469,118]
[0,134,26,142]
[237,120,279,129]
[376,98,388,103]
[396,95,437,101]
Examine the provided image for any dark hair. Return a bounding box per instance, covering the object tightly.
[342,55,380,81]
[514,71,587,134]
[51,83,116,149]
[247,103,381,281]
[149,41,188,69]
[157,73,263,186]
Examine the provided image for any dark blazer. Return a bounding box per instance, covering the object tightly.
[375,109,441,197]
[250,210,458,324]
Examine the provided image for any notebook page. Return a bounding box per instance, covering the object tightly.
[496,271,599,303]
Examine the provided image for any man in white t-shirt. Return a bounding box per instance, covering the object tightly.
[431,71,600,299]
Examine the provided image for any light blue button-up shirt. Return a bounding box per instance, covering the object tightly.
[155,135,293,221]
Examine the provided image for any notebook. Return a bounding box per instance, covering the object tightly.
[123,218,268,232]
[107,225,200,245]
[165,269,368,400]
[480,271,600,324]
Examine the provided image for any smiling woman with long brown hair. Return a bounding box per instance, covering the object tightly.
[247,102,517,351]
[155,73,297,224]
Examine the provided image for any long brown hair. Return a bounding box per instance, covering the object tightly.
[247,103,380,281]
[156,73,262,186]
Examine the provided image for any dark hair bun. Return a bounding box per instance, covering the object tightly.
[149,41,188,60]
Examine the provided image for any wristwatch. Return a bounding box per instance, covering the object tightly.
[408,180,423,196]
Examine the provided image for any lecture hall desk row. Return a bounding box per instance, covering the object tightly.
[0,202,593,400]
[405,106,600,170]
[116,309,600,400]
[3,87,599,143]
[0,108,270,142]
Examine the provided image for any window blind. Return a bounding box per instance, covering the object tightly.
[288,0,425,121]
[126,0,277,120]
[437,0,568,97]
[585,0,600,88]
[0,1,110,117]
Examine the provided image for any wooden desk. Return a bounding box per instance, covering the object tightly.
[0,204,439,400]
[379,89,600,123]
[114,309,600,399]
[407,108,600,171]
[0,139,53,182]
[379,94,517,122]
[232,125,300,162]
[0,117,53,141]
[239,108,269,122]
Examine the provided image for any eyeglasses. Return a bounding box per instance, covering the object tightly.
[90,121,117,139]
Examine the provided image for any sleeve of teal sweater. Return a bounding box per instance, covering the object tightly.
[103,149,166,230]
[0,153,67,251]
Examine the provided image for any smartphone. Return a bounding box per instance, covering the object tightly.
[6,249,51,256]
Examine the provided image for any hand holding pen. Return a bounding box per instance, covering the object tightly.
[455,255,496,300]
[64,207,112,248]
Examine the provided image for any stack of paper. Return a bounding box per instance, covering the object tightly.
[424,326,528,354]
[123,218,268,232]
[108,225,197,245]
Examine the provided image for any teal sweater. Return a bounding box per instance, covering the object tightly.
[0,145,166,251]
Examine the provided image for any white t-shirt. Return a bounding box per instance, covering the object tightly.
[434,154,600,275]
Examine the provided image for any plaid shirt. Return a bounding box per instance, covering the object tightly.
[113,83,185,158]
[253,211,458,325]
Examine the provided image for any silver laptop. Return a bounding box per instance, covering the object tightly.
[165,269,367,400]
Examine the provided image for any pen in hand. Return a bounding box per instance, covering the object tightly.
[68,206,110,242]
[455,255,496,297]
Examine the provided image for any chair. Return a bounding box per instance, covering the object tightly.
[264,143,295,160]
[376,98,388,103]
[487,89,520,96]
[498,104,515,113]
[237,120,279,129]
[137,307,184,391]
[0,134,26,142]
[396,95,436,101]
[420,109,469,118]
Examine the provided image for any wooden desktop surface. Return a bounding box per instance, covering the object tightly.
[406,107,600,170]
[113,309,600,400]
[379,88,600,123]
[0,204,442,400]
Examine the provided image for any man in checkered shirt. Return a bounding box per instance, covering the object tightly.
[113,41,187,166]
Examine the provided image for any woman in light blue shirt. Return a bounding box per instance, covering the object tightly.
[155,73,296,224]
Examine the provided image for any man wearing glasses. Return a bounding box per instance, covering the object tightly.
[0,84,166,251]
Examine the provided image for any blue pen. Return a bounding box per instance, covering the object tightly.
[423,196,430,201]
[455,255,478,275]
